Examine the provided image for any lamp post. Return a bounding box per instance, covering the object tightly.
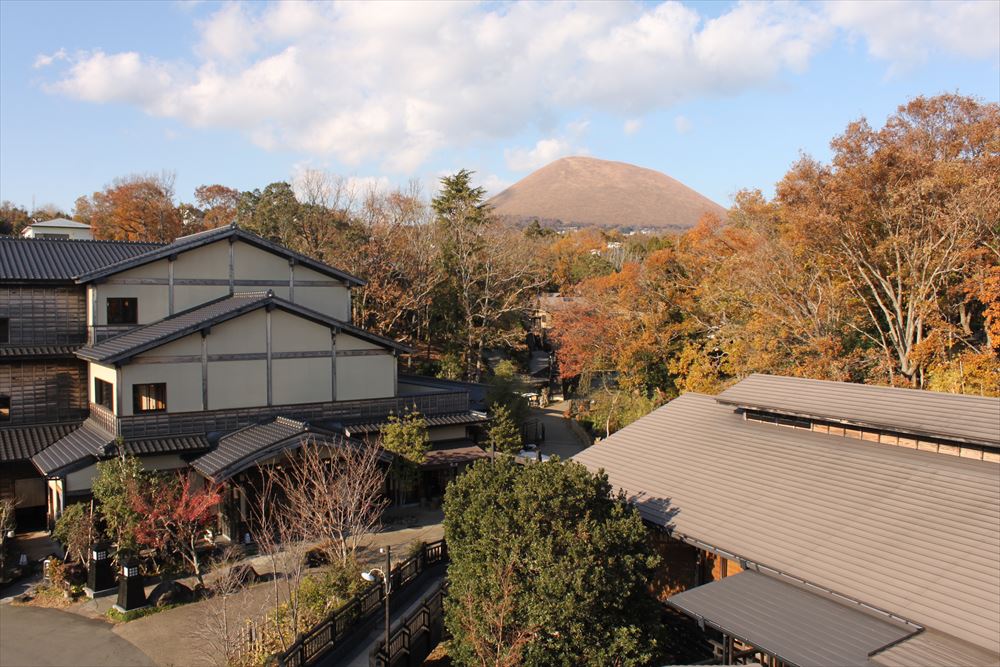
[361,545,392,665]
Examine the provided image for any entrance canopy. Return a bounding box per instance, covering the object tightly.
[666,571,917,667]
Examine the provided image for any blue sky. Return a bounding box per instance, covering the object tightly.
[1,0,997,213]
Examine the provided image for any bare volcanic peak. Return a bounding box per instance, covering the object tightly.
[488,156,727,232]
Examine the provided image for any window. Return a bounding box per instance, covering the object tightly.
[94,379,113,410]
[0,318,8,343]
[133,383,166,413]
[107,298,138,325]
[0,396,9,422]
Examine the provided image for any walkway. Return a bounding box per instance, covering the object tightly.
[0,604,155,667]
[533,400,590,460]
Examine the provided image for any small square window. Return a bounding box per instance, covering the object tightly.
[0,318,8,344]
[107,298,138,325]
[94,379,113,410]
[0,396,10,422]
[133,383,166,413]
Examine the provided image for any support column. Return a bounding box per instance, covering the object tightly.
[266,307,273,407]
[330,331,337,402]
[167,256,176,315]
[115,366,124,416]
[228,237,236,295]
[201,329,209,411]
[289,259,296,303]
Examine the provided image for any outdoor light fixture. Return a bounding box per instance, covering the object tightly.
[360,546,392,662]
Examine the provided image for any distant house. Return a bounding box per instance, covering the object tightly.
[574,374,1000,667]
[1,224,488,534]
[20,218,93,240]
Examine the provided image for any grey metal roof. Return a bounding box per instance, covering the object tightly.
[29,218,91,229]
[0,236,161,282]
[0,345,82,360]
[572,392,1000,653]
[31,420,114,475]
[191,417,365,481]
[869,629,1000,667]
[666,570,916,667]
[717,373,1000,447]
[0,423,81,462]
[77,291,411,365]
[73,223,365,286]
[343,411,489,435]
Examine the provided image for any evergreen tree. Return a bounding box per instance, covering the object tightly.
[444,459,666,666]
[379,410,431,485]
[486,403,522,455]
[91,446,145,556]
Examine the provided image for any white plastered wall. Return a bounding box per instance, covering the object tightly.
[429,425,469,442]
[336,332,395,400]
[89,362,118,410]
[272,310,334,405]
[65,455,188,494]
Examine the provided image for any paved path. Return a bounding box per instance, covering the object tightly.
[0,604,155,667]
[533,400,590,460]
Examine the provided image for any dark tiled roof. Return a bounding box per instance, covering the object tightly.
[78,292,270,363]
[666,570,916,667]
[344,411,489,435]
[0,423,81,462]
[77,291,411,365]
[31,420,114,475]
[125,434,211,456]
[0,345,82,360]
[74,224,365,286]
[572,392,1000,653]
[716,373,1000,447]
[192,417,363,481]
[0,236,162,282]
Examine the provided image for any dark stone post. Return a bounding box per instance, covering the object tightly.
[114,556,147,613]
[85,541,115,597]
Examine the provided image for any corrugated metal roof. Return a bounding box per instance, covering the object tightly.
[870,629,1000,667]
[31,420,114,475]
[77,291,411,365]
[0,236,161,282]
[716,374,1000,446]
[0,345,82,359]
[0,423,81,462]
[344,411,489,435]
[572,393,1000,653]
[73,224,365,286]
[666,570,916,667]
[421,442,488,469]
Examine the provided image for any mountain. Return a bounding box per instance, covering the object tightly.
[488,156,726,232]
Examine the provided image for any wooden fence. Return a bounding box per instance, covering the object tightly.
[274,540,448,667]
[369,582,448,667]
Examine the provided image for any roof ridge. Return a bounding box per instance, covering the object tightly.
[0,235,162,247]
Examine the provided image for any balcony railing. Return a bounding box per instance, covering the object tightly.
[88,390,469,439]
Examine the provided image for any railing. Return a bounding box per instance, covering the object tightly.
[89,391,469,438]
[88,325,139,344]
[275,540,448,667]
[369,582,448,667]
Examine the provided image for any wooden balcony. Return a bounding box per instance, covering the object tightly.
[88,390,469,439]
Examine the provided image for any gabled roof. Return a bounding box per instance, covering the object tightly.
[0,345,82,360]
[572,392,1000,654]
[190,417,380,482]
[342,411,489,436]
[73,223,365,286]
[76,291,411,365]
[0,423,81,462]
[0,236,162,282]
[30,419,210,477]
[716,373,1000,447]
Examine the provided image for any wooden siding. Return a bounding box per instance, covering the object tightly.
[0,285,87,345]
[0,360,88,425]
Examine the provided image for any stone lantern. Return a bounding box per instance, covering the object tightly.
[114,556,147,612]
[85,541,116,597]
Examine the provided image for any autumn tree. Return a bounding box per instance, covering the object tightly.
[130,473,221,587]
[75,172,182,242]
[0,201,31,235]
[194,184,241,230]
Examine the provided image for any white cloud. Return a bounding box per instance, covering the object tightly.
[825,0,1000,70]
[623,118,642,135]
[480,173,513,196]
[674,115,693,134]
[38,1,1000,173]
[33,48,67,68]
[505,137,580,172]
